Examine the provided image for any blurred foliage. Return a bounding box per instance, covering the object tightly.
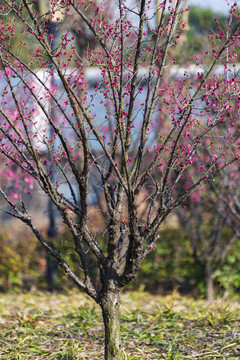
[0,231,45,292]
[214,240,240,298]
[188,6,227,34]
[1,226,240,297]
[132,227,240,298]
[180,7,228,59]
[130,228,202,295]
[0,5,38,66]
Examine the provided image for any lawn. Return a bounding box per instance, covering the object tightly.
[0,290,240,359]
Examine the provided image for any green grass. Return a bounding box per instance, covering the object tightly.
[0,290,240,359]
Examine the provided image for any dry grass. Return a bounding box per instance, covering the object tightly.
[0,290,240,359]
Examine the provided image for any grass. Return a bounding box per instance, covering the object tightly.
[0,290,240,359]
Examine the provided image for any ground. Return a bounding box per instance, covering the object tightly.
[0,290,240,359]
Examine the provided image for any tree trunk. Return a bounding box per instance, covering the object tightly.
[100,289,122,360]
[205,269,214,301]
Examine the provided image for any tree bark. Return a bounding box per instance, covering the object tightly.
[205,268,214,301]
[100,289,122,360]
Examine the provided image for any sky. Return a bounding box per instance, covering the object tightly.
[188,0,240,13]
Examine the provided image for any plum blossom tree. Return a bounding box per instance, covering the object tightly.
[0,0,240,358]
[176,156,240,301]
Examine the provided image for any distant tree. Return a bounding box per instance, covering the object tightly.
[176,159,240,301]
[0,1,239,358]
